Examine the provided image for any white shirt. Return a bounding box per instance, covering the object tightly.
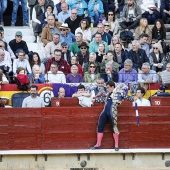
[0,59,12,72]
[141,0,160,13]
[75,27,92,42]
[22,96,45,107]
[133,98,151,106]
[45,71,66,83]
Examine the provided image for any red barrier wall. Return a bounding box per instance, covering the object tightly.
[0,105,170,150]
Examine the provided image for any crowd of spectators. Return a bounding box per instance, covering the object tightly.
[0,0,170,89]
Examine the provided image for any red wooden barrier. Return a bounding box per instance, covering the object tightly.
[151,96,170,106]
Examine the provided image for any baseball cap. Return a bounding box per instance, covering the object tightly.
[15,31,22,36]
[158,85,166,91]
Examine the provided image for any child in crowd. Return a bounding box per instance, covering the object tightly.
[15,67,30,91]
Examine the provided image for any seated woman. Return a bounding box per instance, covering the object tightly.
[100,50,119,73]
[135,18,152,44]
[15,67,30,91]
[29,52,45,75]
[109,35,124,51]
[149,42,166,72]
[96,42,106,63]
[75,19,91,44]
[84,62,100,83]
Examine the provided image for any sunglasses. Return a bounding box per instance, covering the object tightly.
[153,47,158,49]
[0,45,3,47]
[60,29,66,31]
[90,66,96,68]
[80,47,87,49]
[104,25,110,27]
[72,13,77,14]
[112,38,118,41]
[62,46,67,48]
[108,14,113,16]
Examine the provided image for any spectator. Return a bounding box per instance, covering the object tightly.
[13,50,32,75]
[15,67,30,91]
[88,0,104,27]
[75,19,92,44]
[69,32,83,55]
[134,18,152,44]
[141,0,160,25]
[100,63,118,82]
[45,0,54,8]
[28,0,38,20]
[11,0,28,26]
[29,52,45,75]
[57,3,71,23]
[53,0,66,15]
[96,42,107,63]
[76,42,89,66]
[109,35,124,51]
[32,0,46,42]
[118,59,138,83]
[103,21,113,37]
[139,33,150,58]
[120,0,141,31]
[58,87,65,98]
[92,23,112,45]
[0,0,7,26]
[108,0,118,13]
[161,0,170,24]
[65,9,81,34]
[84,62,100,83]
[138,62,158,83]
[93,78,107,102]
[59,23,76,48]
[70,56,83,75]
[133,87,151,106]
[0,69,9,84]
[128,40,149,72]
[149,42,166,72]
[89,33,108,53]
[22,85,45,107]
[41,4,54,27]
[0,50,12,77]
[0,41,12,64]
[9,31,29,58]
[152,19,167,54]
[45,61,66,83]
[102,10,119,35]
[83,52,101,73]
[61,42,73,65]
[113,43,128,70]
[66,0,88,18]
[45,33,62,58]
[100,50,119,72]
[46,49,70,74]
[0,27,16,60]
[159,63,170,86]
[29,65,45,84]
[66,65,83,83]
[41,15,62,46]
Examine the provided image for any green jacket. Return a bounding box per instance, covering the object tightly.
[89,40,109,53]
[84,72,100,83]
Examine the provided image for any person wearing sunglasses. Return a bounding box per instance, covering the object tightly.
[149,42,166,72]
[84,62,100,83]
[77,42,89,66]
[59,23,76,48]
[103,22,113,37]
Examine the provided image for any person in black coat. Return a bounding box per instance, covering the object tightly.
[128,40,149,72]
[113,43,128,70]
[161,0,170,24]
[100,63,118,82]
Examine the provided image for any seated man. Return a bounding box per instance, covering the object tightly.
[13,50,32,75]
[66,65,83,83]
[100,63,118,82]
[45,61,66,83]
[138,62,158,83]
[118,59,138,83]
[72,84,93,107]
[58,87,66,98]
[29,65,45,84]
[41,15,61,46]
[133,87,151,106]
[120,0,141,31]
[46,49,70,74]
[9,31,29,58]
[22,85,45,108]
[70,56,83,75]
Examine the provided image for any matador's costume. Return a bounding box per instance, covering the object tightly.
[91,83,134,151]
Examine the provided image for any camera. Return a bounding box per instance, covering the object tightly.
[99,87,104,92]
[129,14,134,22]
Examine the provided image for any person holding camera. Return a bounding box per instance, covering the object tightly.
[119,0,141,31]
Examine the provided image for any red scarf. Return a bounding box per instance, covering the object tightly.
[17,74,29,85]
